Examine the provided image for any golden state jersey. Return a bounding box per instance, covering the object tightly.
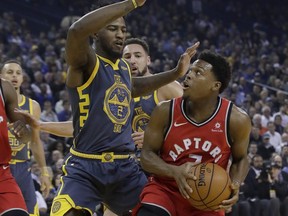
[68,55,134,153]
[132,91,158,133]
[9,95,33,161]
[161,97,232,170]
[0,81,11,164]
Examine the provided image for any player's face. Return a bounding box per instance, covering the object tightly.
[97,18,127,59]
[1,63,23,90]
[182,59,220,99]
[122,44,151,77]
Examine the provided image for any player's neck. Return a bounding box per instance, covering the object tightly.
[18,93,23,104]
[185,97,219,122]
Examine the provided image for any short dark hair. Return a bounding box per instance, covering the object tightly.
[0,59,22,73]
[124,38,150,55]
[198,50,231,93]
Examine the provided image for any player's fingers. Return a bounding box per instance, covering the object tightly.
[186,42,200,55]
[7,123,13,129]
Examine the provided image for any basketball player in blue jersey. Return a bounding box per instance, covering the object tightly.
[1,60,51,216]
[123,38,183,152]
[42,0,199,215]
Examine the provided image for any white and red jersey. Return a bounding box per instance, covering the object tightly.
[0,82,10,165]
[161,97,232,170]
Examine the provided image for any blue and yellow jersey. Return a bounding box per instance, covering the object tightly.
[68,55,134,153]
[9,95,33,161]
[132,91,158,133]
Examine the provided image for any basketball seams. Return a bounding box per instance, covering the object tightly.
[188,163,231,211]
[204,169,230,208]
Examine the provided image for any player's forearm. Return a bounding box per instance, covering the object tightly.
[132,68,179,97]
[30,130,48,173]
[229,157,250,186]
[140,149,177,178]
[40,121,73,137]
[69,0,135,38]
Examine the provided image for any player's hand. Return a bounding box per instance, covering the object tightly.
[175,42,200,78]
[40,173,51,198]
[8,120,31,143]
[172,162,197,199]
[14,108,40,129]
[218,182,239,211]
[135,0,146,7]
[132,131,144,149]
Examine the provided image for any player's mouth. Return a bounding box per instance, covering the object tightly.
[115,41,123,48]
[181,81,190,90]
[11,80,18,85]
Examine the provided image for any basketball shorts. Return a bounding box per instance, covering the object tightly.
[0,164,28,215]
[50,153,148,216]
[133,177,225,216]
[10,162,39,216]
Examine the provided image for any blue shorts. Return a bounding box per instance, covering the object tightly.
[50,153,147,216]
[10,161,38,216]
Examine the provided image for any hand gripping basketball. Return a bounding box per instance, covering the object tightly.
[187,163,231,211]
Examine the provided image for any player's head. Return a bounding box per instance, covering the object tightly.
[123,38,151,77]
[92,0,127,60]
[182,50,231,99]
[0,59,23,90]
[197,50,231,93]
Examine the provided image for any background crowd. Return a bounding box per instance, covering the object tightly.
[0,0,287,215]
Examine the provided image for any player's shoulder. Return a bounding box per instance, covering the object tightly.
[154,99,172,114]
[230,104,251,127]
[157,81,183,101]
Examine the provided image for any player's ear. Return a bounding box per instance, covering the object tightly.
[92,33,98,41]
[212,81,221,91]
[147,55,151,66]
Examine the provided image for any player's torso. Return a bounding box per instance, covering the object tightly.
[161,97,232,169]
[132,91,158,133]
[69,55,134,153]
[9,95,33,162]
[0,83,10,164]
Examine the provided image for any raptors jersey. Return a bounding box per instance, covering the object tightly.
[9,96,33,161]
[161,97,232,170]
[68,55,134,153]
[132,91,158,133]
[0,80,11,164]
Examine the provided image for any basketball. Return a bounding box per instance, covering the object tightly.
[187,163,231,211]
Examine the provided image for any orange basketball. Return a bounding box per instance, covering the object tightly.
[187,163,231,211]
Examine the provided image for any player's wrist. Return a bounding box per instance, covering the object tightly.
[131,0,138,8]
[40,166,50,177]
[231,179,241,189]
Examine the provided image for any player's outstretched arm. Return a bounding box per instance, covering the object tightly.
[14,109,73,137]
[65,0,146,88]
[132,42,199,97]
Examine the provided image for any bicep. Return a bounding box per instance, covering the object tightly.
[230,106,252,161]
[142,102,170,153]
[2,80,19,122]
[32,100,41,120]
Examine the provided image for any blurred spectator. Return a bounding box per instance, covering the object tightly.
[248,142,258,164]
[243,154,281,216]
[261,106,273,129]
[257,133,275,162]
[40,100,58,122]
[31,71,53,107]
[54,89,70,114]
[266,121,282,154]
[57,99,72,121]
